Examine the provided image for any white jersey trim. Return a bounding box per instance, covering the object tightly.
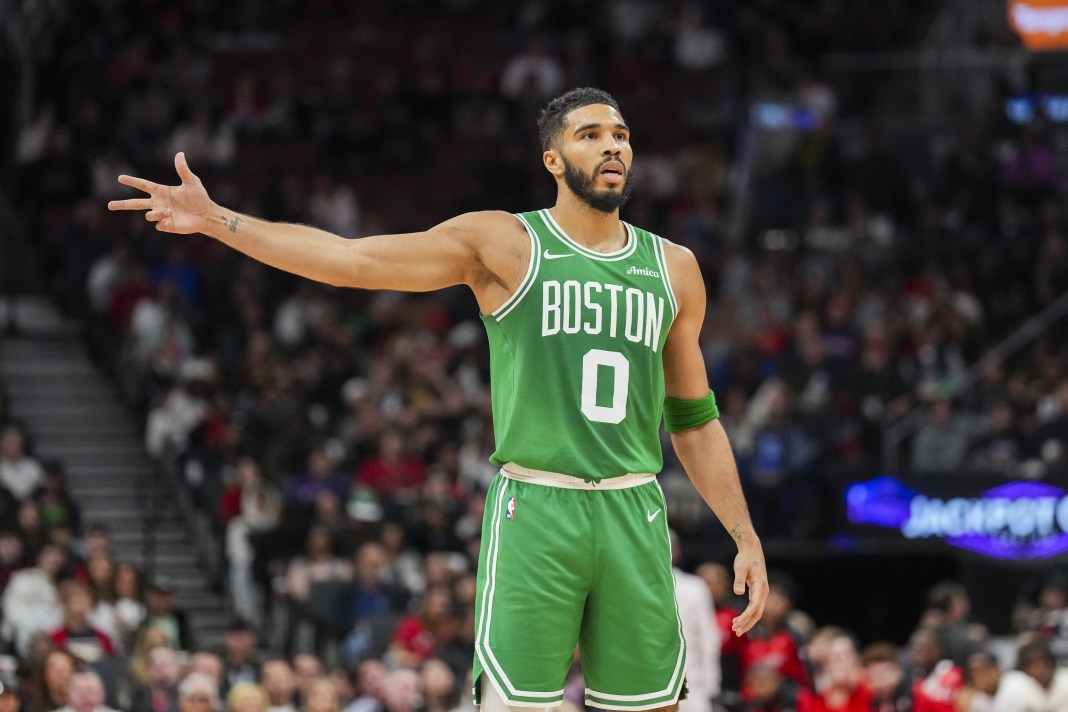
[651,234,678,320]
[491,214,542,322]
[540,209,639,261]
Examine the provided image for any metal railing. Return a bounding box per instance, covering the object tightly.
[881,288,1068,473]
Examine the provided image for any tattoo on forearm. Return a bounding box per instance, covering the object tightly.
[220,214,241,233]
[730,525,745,543]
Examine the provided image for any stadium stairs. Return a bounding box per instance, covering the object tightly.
[0,297,229,651]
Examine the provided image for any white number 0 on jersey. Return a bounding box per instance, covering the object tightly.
[580,349,629,424]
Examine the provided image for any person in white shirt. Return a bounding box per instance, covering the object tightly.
[1,544,64,654]
[669,530,721,712]
[0,426,43,501]
[993,639,1068,712]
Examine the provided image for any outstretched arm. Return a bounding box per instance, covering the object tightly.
[107,153,520,296]
[662,242,768,637]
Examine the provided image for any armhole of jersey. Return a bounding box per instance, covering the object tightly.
[490,213,542,322]
[652,234,679,322]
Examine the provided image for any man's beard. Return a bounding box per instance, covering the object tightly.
[561,154,635,214]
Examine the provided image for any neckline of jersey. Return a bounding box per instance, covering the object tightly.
[541,209,639,261]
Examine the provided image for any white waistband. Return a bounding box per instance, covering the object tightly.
[500,462,656,490]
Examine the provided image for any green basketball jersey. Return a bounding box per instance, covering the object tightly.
[481,209,679,481]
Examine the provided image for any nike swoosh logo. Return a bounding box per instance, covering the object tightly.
[543,250,575,260]
[647,509,662,523]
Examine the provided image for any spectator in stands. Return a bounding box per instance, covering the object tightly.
[797,634,871,711]
[221,619,259,695]
[344,659,386,712]
[380,670,420,712]
[137,576,194,651]
[259,660,296,712]
[329,668,356,710]
[956,650,1000,712]
[741,573,808,691]
[226,682,268,712]
[284,450,349,511]
[912,658,964,712]
[84,555,121,653]
[2,544,64,655]
[223,457,281,628]
[906,628,947,683]
[862,641,913,711]
[0,678,23,712]
[289,654,322,708]
[742,660,800,712]
[910,396,973,474]
[0,427,43,503]
[966,399,1026,473]
[310,491,362,559]
[697,562,746,694]
[1013,573,1068,639]
[377,521,424,596]
[993,639,1068,711]
[304,678,341,712]
[112,562,147,645]
[435,603,474,686]
[57,670,119,712]
[1034,380,1068,480]
[669,531,719,712]
[741,380,818,537]
[386,587,455,669]
[15,501,47,565]
[345,542,409,642]
[49,579,116,664]
[804,626,848,691]
[355,431,426,504]
[419,659,455,712]
[276,526,351,655]
[923,581,985,666]
[26,649,78,712]
[131,646,182,712]
[0,530,26,592]
[34,463,81,537]
[80,523,112,562]
[175,673,221,712]
[186,651,224,692]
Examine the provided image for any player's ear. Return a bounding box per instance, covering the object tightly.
[543,148,564,177]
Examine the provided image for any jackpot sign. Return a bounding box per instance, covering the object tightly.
[846,477,1068,559]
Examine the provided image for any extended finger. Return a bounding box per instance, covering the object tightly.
[117,175,161,194]
[731,599,763,636]
[107,198,153,211]
[174,151,198,185]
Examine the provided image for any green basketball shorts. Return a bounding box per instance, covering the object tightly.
[472,463,688,710]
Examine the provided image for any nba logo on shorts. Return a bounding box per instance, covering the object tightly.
[506,496,517,520]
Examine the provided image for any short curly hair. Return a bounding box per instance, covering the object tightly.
[537,87,621,151]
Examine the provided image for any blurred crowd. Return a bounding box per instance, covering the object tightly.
[9,0,1068,547]
[4,372,1068,712]
[4,0,1068,711]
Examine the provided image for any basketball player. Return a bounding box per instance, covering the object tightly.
[108,87,768,712]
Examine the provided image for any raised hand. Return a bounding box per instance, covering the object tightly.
[107,152,213,235]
